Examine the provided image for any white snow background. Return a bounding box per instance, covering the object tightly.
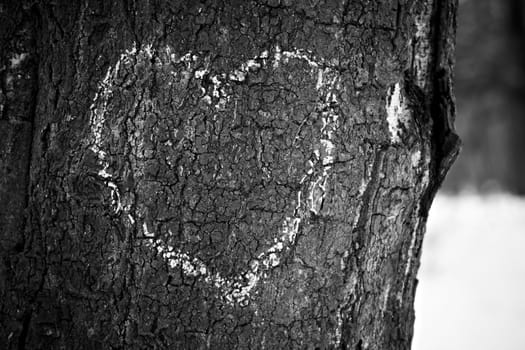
[413,192,525,350]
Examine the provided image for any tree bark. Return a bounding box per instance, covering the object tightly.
[0,1,458,349]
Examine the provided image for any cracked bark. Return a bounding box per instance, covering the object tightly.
[0,1,458,349]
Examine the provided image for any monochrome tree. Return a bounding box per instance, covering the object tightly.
[0,0,459,349]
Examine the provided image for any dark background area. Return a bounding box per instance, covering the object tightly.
[445,0,525,194]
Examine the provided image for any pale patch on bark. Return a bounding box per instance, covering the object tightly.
[382,282,391,311]
[9,53,28,68]
[316,69,324,90]
[386,83,411,144]
[359,178,368,196]
[411,149,422,167]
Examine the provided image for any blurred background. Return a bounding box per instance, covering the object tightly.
[414,0,525,348]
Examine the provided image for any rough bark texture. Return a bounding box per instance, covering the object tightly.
[0,1,458,349]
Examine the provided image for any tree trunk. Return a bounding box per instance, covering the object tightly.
[0,1,459,349]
